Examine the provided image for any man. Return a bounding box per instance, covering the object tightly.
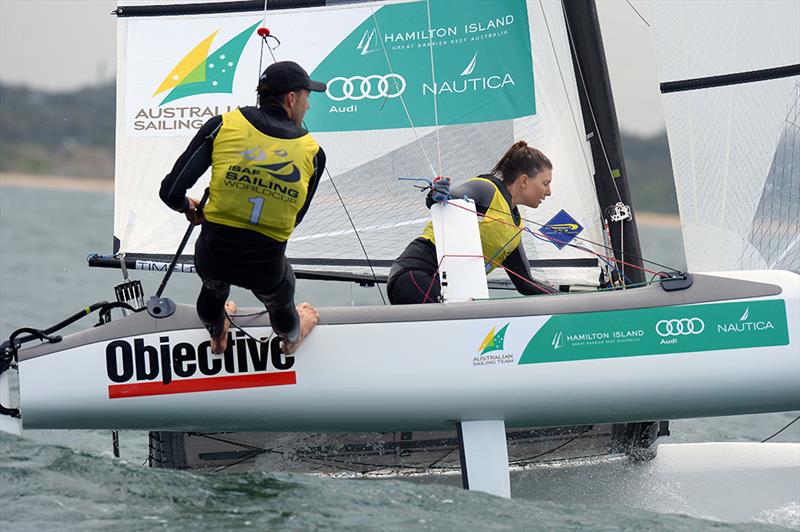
[159,61,326,354]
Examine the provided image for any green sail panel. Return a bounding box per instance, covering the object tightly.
[306,0,535,132]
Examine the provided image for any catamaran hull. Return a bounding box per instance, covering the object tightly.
[13,270,799,431]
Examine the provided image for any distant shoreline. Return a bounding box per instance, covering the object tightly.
[0,172,682,229]
[0,172,114,192]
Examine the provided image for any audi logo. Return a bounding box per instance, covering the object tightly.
[655,318,705,337]
[326,74,407,101]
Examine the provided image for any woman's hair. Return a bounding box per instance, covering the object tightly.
[491,140,552,184]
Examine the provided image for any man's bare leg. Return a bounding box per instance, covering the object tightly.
[210,300,237,354]
[282,302,320,354]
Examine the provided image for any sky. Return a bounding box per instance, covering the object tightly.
[0,0,665,136]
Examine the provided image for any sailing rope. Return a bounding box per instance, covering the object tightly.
[368,1,438,179]
[536,0,596,196]
[761,415,800,443]
[441,199,681,279]
[539,0,638,285]
[624,0,651,27]
[425,0,443,175]
[558,2,623,204]
[182,427,602,475]
[255,7,387,304]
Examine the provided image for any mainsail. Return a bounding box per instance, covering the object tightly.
[108,0,634,289]
[650,1,800,272]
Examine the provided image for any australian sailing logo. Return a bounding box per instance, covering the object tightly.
[132,21,259,133]
[473,323,515,367]
[105,330,295,399]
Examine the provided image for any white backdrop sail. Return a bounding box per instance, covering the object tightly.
[114,0,606,287]
[650,0,800,272]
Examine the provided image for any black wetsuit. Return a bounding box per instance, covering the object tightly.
[387,175,554,304]
[159,104,326,340]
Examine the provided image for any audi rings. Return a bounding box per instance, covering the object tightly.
[655,318,705,337]
[326,74,407,101]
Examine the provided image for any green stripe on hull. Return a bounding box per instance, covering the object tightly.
[519,299,789,365]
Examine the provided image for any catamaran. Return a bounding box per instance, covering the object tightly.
[1,0,798,523]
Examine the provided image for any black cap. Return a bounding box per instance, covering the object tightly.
[257,61,326,95]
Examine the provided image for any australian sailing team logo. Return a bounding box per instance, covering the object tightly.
[153,21,259,105]
[473,323,515,367]
[131,21,260,133]
[105,330,295,399]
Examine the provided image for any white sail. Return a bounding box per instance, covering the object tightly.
[113,0,608,287]
[649,0,800,271]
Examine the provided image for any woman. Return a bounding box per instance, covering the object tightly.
[387,141,556,304]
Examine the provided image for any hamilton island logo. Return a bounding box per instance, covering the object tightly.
[551,331,563,350]
[153,21,260,105]
[474,323,514,367]
[357,28,380,55]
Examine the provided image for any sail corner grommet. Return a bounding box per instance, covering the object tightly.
[146,296,177,318]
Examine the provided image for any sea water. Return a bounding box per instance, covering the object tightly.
[1,184,797,531]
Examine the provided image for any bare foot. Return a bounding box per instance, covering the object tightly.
[210,300,236,354]
[282,302,320,354]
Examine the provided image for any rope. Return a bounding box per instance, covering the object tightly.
[225,309,272,345]
[761,414,800,443]
[368,1,438,179]
[424,0,442,174]
[317,161,387,305]
[508,425,593,464]
[470,196,682,275]
[442,198,673,279]
[625,0,651,27]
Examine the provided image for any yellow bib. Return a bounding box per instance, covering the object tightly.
[203,109,319,241]
[420,177,523,273]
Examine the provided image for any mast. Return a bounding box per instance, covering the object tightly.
[562,0,645,284]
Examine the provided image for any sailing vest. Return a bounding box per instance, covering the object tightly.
[420,177,523,273]
[203,109,319,242]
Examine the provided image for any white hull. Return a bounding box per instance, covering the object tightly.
[11,270,799,432]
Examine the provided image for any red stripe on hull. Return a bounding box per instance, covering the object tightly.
[108,372,296,399]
